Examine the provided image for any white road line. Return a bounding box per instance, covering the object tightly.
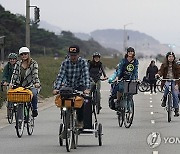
[150,97,152,100]
[151,112,154,115]
[153,151,158,154]
[151,120,155,124]
[150,105,153,108]
[150,100,152,103]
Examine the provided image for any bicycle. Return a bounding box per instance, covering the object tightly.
[116,80,139,128]
[90,78,107,114]
[159,78,180,122]
[7,86,35,138]
[1,83,17,124]
[55,87,85,152]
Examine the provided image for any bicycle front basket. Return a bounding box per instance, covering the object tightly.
[123,81,138,94]
[7,87,33,103]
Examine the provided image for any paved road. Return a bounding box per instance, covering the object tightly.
[0,59,180,154]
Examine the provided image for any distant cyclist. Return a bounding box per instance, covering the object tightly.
[2,53,18,86]
[89,52,108,110]
[10,47,41,117]
[156,52,180,116]
[53,45,90,128]
[114,47,139,108]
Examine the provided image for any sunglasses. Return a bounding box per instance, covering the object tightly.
[69,48,77,53]
[20,52,29,56]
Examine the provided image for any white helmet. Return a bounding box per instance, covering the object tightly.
[19,47,30,55]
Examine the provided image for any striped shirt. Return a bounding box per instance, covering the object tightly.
[54,57,90,90]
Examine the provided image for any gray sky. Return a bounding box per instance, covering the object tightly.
[1,0,180,48]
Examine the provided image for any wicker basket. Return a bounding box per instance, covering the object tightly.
[7,87,33,103]
[55,95,84,108]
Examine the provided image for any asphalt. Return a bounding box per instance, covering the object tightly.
[0,96,55,129]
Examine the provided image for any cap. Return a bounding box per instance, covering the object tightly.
[68,45,80,55]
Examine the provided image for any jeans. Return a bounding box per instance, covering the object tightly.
[31,88,38,110]
[163,81,179,109]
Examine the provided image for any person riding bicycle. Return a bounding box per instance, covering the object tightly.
[155,52,180,117]
[1,53,18,110]
[9,47,41,117]
[89,52,108,110]
[146,60,158,94]
[53,45,91,128]
[114,47,139,108]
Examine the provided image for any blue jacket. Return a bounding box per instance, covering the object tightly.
[117,58,139,80]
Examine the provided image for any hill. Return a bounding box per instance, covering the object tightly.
[75,29,170,55]
[0,5,119,59]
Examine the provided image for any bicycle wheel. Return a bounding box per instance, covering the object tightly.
[94,90,100,114]
[59,123,64,146]
[167,94,172,122]
[138,82,149,92]
[65,110,73,152]
[7,106,14,124]
[98,123,103,146]
[157,80,165,93]
[27,104,34,135]
[117,108,124,127]
[15,104,24,138]
[124,97,134,128]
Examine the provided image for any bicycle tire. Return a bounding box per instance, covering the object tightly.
[15,104,24,138]
[157,80,165,93]
[65,111,73,152]
[59,123,64,146]
[98,123,103,146]
[117,108,124,127]
[7,107,14,124]
[167,94,172,122]
[94,90,100,114]
[27,104,34,135]
[138,82,149,92]
[124,97,134,128]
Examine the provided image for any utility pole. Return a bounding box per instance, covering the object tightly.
[26,0,30,48]
[123,23,133,52]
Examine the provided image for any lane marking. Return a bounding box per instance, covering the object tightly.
[151,120,155,124]
[150,97,152,100]
[151,112,154,115]
[153,151,158,154]
[150,105,153,108]
[150,100,152,103]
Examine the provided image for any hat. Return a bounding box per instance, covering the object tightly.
[68,45,80,55]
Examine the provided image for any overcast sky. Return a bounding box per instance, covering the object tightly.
[1,0,180,48]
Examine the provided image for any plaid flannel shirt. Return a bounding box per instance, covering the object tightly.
[54,57,90,90]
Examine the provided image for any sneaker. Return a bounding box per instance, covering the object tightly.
[76,121,84,129]
[174,108,179,117]
[32,110,38,117]
[161,97,166,107]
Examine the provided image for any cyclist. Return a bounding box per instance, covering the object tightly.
[1,53,18,110]
[146,60,158,94]
[53,45,90,128]
[115,47,139,108]
[89,52,108,110]
[9,47,41,117]
[156,52,180,117]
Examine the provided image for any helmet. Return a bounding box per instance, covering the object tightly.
[8,53,18,59]
[19,47,30,55]
[93,52,101,58]
[166,51,175,59]
[127,47,135,53]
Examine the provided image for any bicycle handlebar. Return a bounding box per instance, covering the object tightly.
[159,78,180,81]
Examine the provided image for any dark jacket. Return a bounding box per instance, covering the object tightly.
[146,65,158,80]
[89,60,107,82]
[2,62,15,83]
[158,62,180,88]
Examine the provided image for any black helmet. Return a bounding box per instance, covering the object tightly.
[127,47,135,53]
[166,51,175,59]
[93,52,101,58]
